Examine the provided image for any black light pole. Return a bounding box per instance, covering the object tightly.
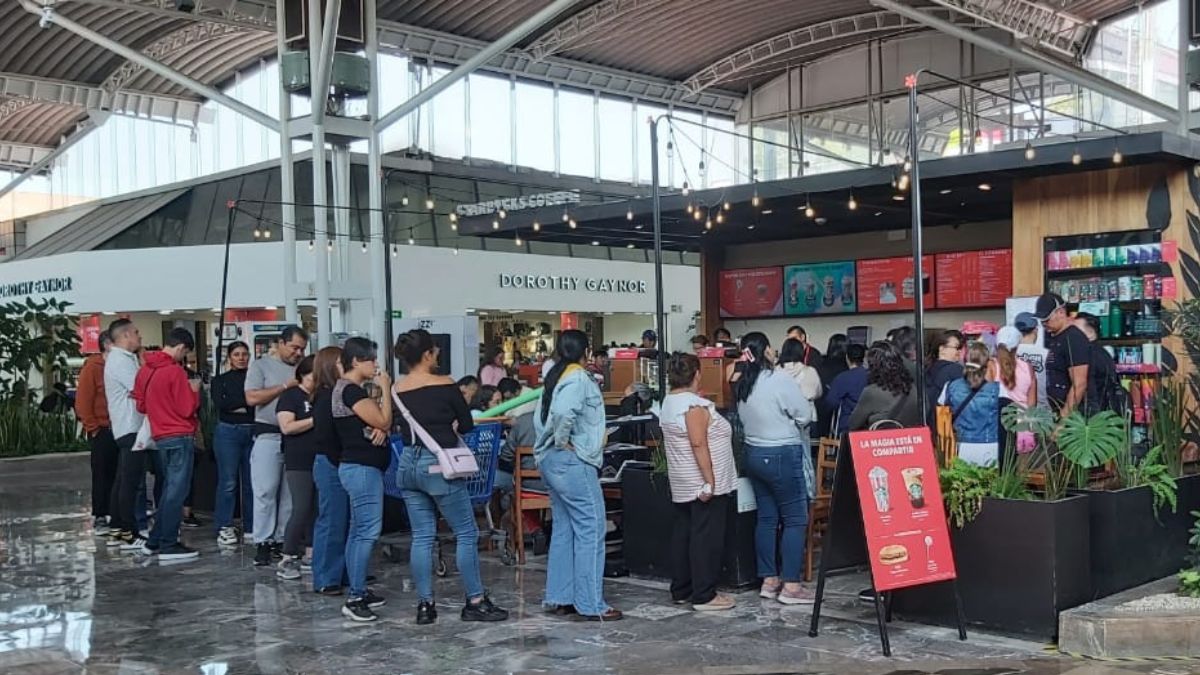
[381,171,396,377]
[215,201,237,376]
[649,115,667,397]
[908,72,928,418]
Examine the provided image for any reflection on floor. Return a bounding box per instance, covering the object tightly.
[2,454,1198,674]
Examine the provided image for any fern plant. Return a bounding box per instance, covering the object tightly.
[1124,445,1179,515]
[1178,569,1200,598]
[939,460,995,529]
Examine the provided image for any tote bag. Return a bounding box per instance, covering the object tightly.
[391,391,478,480]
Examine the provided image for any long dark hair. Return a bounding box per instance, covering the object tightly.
[825,333,848,363]
[395,329,435,374]
[777,338,810,366]
[866,340,913,398]
[541,329,589,423]
[734,332,772,403]
[311,346,342,401]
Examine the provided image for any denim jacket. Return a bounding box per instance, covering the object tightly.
[944,378,1000,444]
[533,367,606,468]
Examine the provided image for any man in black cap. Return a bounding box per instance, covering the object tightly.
[1013,311,1049,411]
[1035,293,1090,416]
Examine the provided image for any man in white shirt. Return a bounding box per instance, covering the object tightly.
[104,319,149,551]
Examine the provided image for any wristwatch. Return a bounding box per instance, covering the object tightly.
[698,482,713,497]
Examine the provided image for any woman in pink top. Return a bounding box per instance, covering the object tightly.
[990,326,1036,452]
[478,346,507,387]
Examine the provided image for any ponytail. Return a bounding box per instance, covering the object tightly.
[734,332,772,403]
[541,329,590,423]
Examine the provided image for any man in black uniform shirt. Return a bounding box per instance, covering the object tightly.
[1034,293,1090,415]
[1073,312,1123,416]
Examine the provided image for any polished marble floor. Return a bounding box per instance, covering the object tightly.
[2,454,1200,675]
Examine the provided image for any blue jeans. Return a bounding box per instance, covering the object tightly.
[744,443,808,582]
[540,449,609,616]
[311,455,348,591]
[338,462,383,599]
[213,422,255,531]
[147,435,195,550]
[398,448,484,603]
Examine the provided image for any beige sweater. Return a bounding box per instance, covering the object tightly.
[781,362,823,401]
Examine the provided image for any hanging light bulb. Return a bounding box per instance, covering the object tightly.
[751,191,761,208]
[425,196,435,210]
[360,241,367,253]
[1072,147,1082,165]
[308,239,315,251]
[903,156,912,173]
[562,209,569,222]
[805,201,815,219]
[533,220,541,232]
[492,219,500,230]
[897,172,910,192]
[1024,141,1036,161]
[626,208,633,221]
[253,227,261,239]
[391,245,397,257]
[262,228,271,239]
[326,240,333,252]
[408,234,415,245]
[401,194,409,207]
[498,208,507,220]
[723,201,731,211]
[515,233,523,247]
[693,209,702,222]
[450,221,458,231]
[453,246,460,256]
[449,212,458,224]
[848,190,858,211]
[715,212,724,225]
[686,203,694,215]
[705,217,713,230]
[1112,144,1123,164]
[568,218,577,229]
[681,181,690,196]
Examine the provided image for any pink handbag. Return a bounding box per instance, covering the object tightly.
[391,391,479,479]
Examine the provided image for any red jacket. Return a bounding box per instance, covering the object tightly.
[74,354,110,435]
[133,350,199,441]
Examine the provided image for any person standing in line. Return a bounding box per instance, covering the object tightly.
[132,328,202,561]
[785,325,822,367]
[211,341,255,546]
[535,330,622,621]
[819,334,849,387]
[1013,312,1049,411]
[1073,312,1121,416]
[925,330,965,411]
[394,329,510,625]
[310,346,349,595]
[778,338,823,402]
[276,355,317,581]
[1035,293,1090,416]
[330,337,392,621]
[104,319,150,552]
[478,346,507,387]
[823,343,869,438]
[940,342,1001,467]
[661,353,737,612]
[245,325,308,567]
[77,330,117,536]
[990,326,1037,457]
[735,332,814,605]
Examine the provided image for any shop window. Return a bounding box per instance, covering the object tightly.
[558,87,596,179]
[468,73,512,164]
[432,66,467,160]
[597,96,634,183]
[516,82,555,172]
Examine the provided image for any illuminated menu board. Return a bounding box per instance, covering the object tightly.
[934,249,1013,308]
[719,267,784,318]
[857,255,936,312]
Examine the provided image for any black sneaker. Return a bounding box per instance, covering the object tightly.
[159,543,200,561]
[315,585,343,596]
[254,543,272,567]
[461,596,509,622]
[182,514,201,529]
[361,589,386,609]
[416,600,438,625]
[342,598,377,623]
[269,541,283,560]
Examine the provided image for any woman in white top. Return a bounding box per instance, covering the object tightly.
[660,353,738,612]
[777,338,823,402]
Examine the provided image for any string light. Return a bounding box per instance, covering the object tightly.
[751,190,761,208]
[253,227,261,238]
[626,208,633,221]
[498,208,507,219]
[262,228,270,239]
[715,212,724,225]
[804,197,815,219]
[568,218,577,229]
[408,234,415,245]
[453,246,460,256]
[308,239,314,251]
[425,197,435,210]
[391,245,397,257]
[360,241,367,253]
[1112,142,1123,164]
[897,172,910,192]
[562,209,569,222]
[492,219,500,230]
[705,217,713,230]
[693,209,702,221]
[903,156,912,173]
[1024,141,1036,160]
[401,194,409,207]
[723,201,731,211]
[847,190,858,211]
[515,233,523,247]
[326,241,333,252]
[681,181,690,196]
[448,212,458,224]
[686,203,694,215]
[1072,145,1082,165]
[533,220,541,232]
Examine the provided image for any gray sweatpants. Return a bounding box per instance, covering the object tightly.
[250,434,291,544]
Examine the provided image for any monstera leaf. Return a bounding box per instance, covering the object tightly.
[1147,177,1171,231]
[1057,410,1126,469]
[1001,402,1055,437]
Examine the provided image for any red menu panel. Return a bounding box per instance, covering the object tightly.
[848,427,957,592]
[857,255,936,312]
[935,249,1013,308]
[78,314,102,354]
[719,267,784,318]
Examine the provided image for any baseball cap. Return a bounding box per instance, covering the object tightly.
[996,326,1021,351]
[1033,293,1065,321]
[642,329,657,342]
[1014,312,1039,334]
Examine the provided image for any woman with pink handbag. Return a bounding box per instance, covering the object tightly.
[393,329,509,626]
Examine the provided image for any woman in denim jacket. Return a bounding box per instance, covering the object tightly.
[940,341,1000,466]
[534,329,621,621]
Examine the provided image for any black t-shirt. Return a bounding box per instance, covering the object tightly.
[1085,346,1121,416]
[312,388,341,465]
[394,383,474,450]
[336,383,390,470]
[277,386,317,471]
[1045,325,1091,409]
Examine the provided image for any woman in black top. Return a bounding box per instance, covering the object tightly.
[394,329,509,626]
[276,355,316,580]
[211,341,254,546]
[332,338,392,622]
[310,346,349,595]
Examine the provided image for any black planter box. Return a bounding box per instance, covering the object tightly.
[621,465,758,589]
[1081,474,1200,599]
[893,496,1091,640]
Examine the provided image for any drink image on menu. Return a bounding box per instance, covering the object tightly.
[822,275,836,307]
[788,278,799,307]
[841,275,855,307]
[868,466,890,513]
[805,278,817,307]
[902,467,925,508]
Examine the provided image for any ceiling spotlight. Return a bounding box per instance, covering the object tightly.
[591,240,600,246]
[847,191,858,211]
[498,208,507,219]
[762,209,774,215]
[977,183,992,191]
[533,220,541,232]
[1072,148,1082,165]
[723,201,731,211]
[626,208,633,221]
[626,243,635,249]
[747,223,755,230]
[874,211,883,217]
[892,194,905,201]
[1024,141,1036,160]
[634,223,643,230]
[815,217,827,225]
[568,218,577,229]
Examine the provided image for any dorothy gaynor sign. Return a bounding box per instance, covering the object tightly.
[499,273,647,294]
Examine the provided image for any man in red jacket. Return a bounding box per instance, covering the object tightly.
[75,330,118,534]
[133,327,201,561]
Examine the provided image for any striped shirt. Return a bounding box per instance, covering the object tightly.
[660,391,737,503]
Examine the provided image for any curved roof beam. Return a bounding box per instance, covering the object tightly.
[525,0,671,61]
[101,22,248,100]
[683,9,982,95]
[922,0,1093,60]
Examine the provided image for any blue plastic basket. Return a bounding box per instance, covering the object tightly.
[384,422,504,505]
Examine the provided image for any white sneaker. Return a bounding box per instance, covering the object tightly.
[138,529,149,539]
[121,536,148,553]
[93,516,111,536]
[139,542,158,556]
[217,527,240,547]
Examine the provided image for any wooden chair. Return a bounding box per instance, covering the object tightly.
[804,437,840,582]
[935,405,957,467]
[511,445,551,564]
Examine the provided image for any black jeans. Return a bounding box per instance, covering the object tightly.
[669,494,730,605]
[113,433,145,534]
[282,469,315,557]
[88,428,120,519]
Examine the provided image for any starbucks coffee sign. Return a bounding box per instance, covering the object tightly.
[499,273,647,294]
[457,191,581,217]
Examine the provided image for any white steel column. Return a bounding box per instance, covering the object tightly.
[331,144,351,284]
[1179,0,1190,135]
[276,0,298,324]
[307,0,331,346]
[366,0,386,345]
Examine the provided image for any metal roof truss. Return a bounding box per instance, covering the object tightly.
[0,71,206,125]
